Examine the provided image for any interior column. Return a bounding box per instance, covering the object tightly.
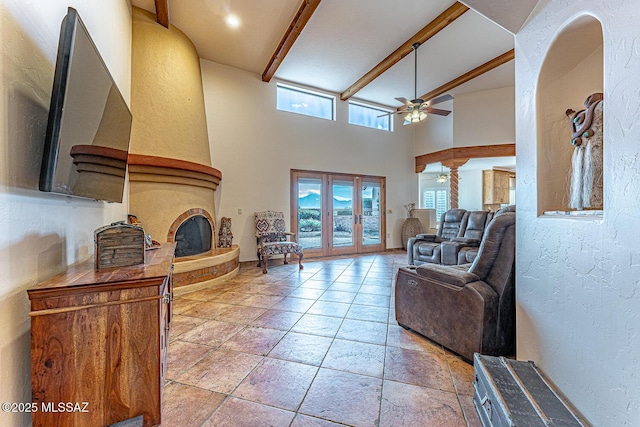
[441,158,468,209]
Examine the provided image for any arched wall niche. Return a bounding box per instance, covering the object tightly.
[536,15,604,215]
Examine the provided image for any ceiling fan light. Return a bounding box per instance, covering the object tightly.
[436,174,448,183]
[226,14,241,28]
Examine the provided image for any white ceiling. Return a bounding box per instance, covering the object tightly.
[130,0,517,108]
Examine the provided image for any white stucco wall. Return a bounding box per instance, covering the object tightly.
[201,61,416,261]
[0,2,132,426]
[516,1,640,425]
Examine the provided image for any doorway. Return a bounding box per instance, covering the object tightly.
[291,170,386,257]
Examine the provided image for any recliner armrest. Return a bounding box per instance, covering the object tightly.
[415,263,480,288]
[450,237,481,247]
[415,233,440,242]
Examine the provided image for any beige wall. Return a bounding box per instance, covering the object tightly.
[0,2,132,426]
[201,60,416,261]
[129,7,216,243]
[130,7,211,165]
[453,86,515,148]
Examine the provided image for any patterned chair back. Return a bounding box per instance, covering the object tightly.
[255,211,288,243]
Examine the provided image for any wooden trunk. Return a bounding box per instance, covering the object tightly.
[28,243,175,427]
[473,354,588,427]
[95,223,145,269]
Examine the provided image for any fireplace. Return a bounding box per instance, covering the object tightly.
[128,155,239,291]
[167,208,214,257]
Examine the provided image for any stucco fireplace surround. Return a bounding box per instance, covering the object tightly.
[128,154,239,293]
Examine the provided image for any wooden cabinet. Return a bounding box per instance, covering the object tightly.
[28,243,176,427]
[483,169,512,207]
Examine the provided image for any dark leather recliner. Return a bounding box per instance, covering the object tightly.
[452,205,515,265]
[440,210,492,265]
[407,209,468,265]
[395,210,516,361]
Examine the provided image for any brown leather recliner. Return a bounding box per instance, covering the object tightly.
[407,209,468,265]
[395,210,516,361]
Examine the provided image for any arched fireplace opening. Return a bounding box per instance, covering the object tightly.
[172,213,213,258]
[167,208,215,258]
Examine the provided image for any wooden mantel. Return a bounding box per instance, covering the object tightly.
[415,144,516,173]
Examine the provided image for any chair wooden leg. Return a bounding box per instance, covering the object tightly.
[262,255,268,274]
[257,250,262,268]
[298,253,304,270]
[283,254,289,264]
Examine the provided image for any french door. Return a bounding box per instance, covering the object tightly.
[291,170,386,257]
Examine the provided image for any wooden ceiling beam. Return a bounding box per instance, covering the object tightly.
[340,2,469,101]
[417,49,515,104]
[154,0,170,28]
[415,144,515,173]
[262,0,322,82]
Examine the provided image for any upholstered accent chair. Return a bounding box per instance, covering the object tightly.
[440,210,492,265]
[395,210,516,361]
[407,208,468,265]
[254,211,303,274]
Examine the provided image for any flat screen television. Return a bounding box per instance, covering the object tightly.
[39,7,132,203]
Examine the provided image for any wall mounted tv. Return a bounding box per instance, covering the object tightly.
[39,7,132,203]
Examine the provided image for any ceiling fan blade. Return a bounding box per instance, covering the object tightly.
[395,97,412,106]
[425,107,452,116]
[377,111,401,118]
[428,94,453,106]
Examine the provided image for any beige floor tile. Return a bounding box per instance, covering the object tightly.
[268,331,333,366]
[386,323,445,354]
[162,382,225,427]
[232,357,318,410]
[203,397,295,427]
[251,309,303,330]
[380,380,466,427]
[165,340,212,380]
[448,354,475,396]
[306,300,351,317]
[291,414,345,427]
[169,315,208,341]
[299,368,383,426]
[214,305,267,324]
[220,326,286,356]
[384,346,455,392]
[178,319,244,346]
[346,304,389,323]
[175,349,263,394]
[291,313,343,337]
[270,296,316,313]
[336,318,388,345]
[180,301,234,319]
[322,339,385,378]
[460,394,483,427]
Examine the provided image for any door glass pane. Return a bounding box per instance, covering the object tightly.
[298,178,322,249]
[362,181,381,245]
[332,180,354,247]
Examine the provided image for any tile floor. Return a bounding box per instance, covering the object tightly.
[163,251,482,427]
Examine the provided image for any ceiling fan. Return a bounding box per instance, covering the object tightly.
[379,42,453,125]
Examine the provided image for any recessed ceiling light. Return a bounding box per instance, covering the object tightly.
[226,14,240,28]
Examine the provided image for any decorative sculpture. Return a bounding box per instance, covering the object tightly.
[565,93,604,210]
[218,217,233,248]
